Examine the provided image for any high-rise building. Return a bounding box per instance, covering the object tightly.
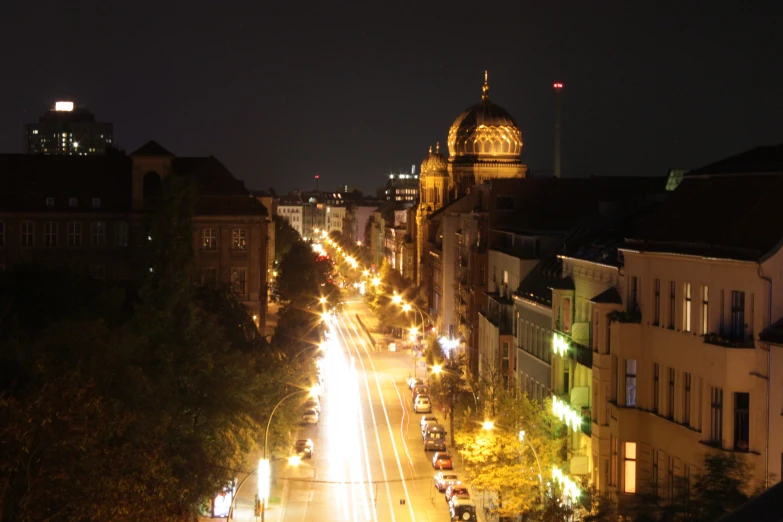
[25,101,113,155]
[378,167,419,202]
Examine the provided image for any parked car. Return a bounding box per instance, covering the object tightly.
[302,409,319,424]
[408,377,424,390]
[412,384,429,400]
[304,398,320,413]
[420,414,438,432]
[445,484,470,503]
[449,497,477,521]
[423,424,447,451]
[434,472,460,493]
[432,452,453,469]
[294,439,314,458]
[414,396,432,413]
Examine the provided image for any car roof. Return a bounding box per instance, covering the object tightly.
[295,439,311,444]
[451,497,475,507]
[435,452,451,457]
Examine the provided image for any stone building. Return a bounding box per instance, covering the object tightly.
[0,140,269,330]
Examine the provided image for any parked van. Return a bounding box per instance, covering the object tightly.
[423,424,447,451]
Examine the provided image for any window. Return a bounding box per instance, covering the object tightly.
[683,283,692,332]
[69,197,78,207]
[629,276,639,311]
[710,387,723,445]
[667,457,675,503]
[44,221,58,247]
[92,197,101,208]
[502,341,510,371]
[115,222,128,247]
[668,368,676,418]
[46,197,54,207]
[701,286,709,334]
[202,267,218,288]
[480,264,486,285]
[624,442,637,494]
[610,436,618,487]
[734,392,749,451]
[0,221,4,247]
[231,267,247,294]
[730,291,745,341]
[67,222,82,247]
[683,372,692,426]
[652,449,660,498]
[669,281,676,328]
[654,279,661,325]
[563,298,572,333]
[20,221,34,247]
[653,363,660,413]
[626,359,637,407]
[202,228,217,250]
[90,221,105,246]
[89,265,106,281]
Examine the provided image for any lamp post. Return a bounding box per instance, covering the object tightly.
[519,430,544,503]
[231,388,312,522]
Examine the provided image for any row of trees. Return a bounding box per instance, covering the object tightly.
[0,177,329,521]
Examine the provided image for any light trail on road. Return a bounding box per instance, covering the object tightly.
[340,312,417,522]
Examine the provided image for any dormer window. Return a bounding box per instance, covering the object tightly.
[69,197,78,207]
[46,197,54,207]
[92,197,101,208]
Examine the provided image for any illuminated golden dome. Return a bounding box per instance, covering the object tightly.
[447,71,523,160]
[420,143,448,177]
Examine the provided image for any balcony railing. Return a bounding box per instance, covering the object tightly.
[703,333,755,349]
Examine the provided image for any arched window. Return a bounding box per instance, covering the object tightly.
[143,171,162,209]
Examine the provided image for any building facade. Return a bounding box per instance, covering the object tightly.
[0,140,269,330]
[25,101,113,155]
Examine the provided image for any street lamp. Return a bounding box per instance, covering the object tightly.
[235,387,315,522]
[519,430,544,503]
[482,420,495,431]
[371,277,381,286]
[391,294,403,305]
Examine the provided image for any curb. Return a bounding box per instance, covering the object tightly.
[355,314,376,347]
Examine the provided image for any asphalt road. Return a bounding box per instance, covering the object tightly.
[281,298,464,522]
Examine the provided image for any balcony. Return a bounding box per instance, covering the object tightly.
[608,309,642,324]
[481,295,513,335]
[704,332,755,349]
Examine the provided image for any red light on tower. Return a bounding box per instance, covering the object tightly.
[553,82,564,90]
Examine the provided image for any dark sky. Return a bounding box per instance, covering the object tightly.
[1,1,781,194]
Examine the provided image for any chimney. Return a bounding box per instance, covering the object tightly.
[553,82,564,178]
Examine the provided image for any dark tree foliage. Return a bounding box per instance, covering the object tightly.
[273,214,300,262]
[0,175,314,521]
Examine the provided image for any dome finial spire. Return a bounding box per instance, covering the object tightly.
[436,142,440,154]
[482,70,490,101]
[429,145,433,154]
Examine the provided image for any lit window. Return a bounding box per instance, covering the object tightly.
[701,286,709,334]
[232,229,247,250]
[202,228,217,250]
[90,221,105,246]
[683,283,692,332]
[20,221,34,247]
[624,442,637,493]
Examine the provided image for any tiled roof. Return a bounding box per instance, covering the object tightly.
[490,176,668,234]
[590,287,622,304]
[195,195,267,217]
[172,156,249,196]
[131,140,174,157]
[626,173,783,261]
[0,153,133,212]
[685,144,783,177]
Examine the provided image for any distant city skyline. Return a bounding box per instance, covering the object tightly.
[1,1,781,194]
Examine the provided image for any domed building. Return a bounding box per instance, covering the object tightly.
[418,142,450,211]
[446,71,527,194]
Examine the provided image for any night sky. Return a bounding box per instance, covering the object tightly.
[1,1,781,194]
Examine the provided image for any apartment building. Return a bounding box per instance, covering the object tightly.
[591,145,783,510]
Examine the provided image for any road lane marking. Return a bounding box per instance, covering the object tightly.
[392,380,419,493]
[335,314,390,521]
[342,313,417,522]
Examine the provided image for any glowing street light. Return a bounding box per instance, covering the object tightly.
[482,420,495,431]
[371,277,381,286]
[391,294,403,305]
[319,297,327,305]
[402,303,412,312]
[362,269,370,278]
[431,364,443,375]
[287,455,302,466]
